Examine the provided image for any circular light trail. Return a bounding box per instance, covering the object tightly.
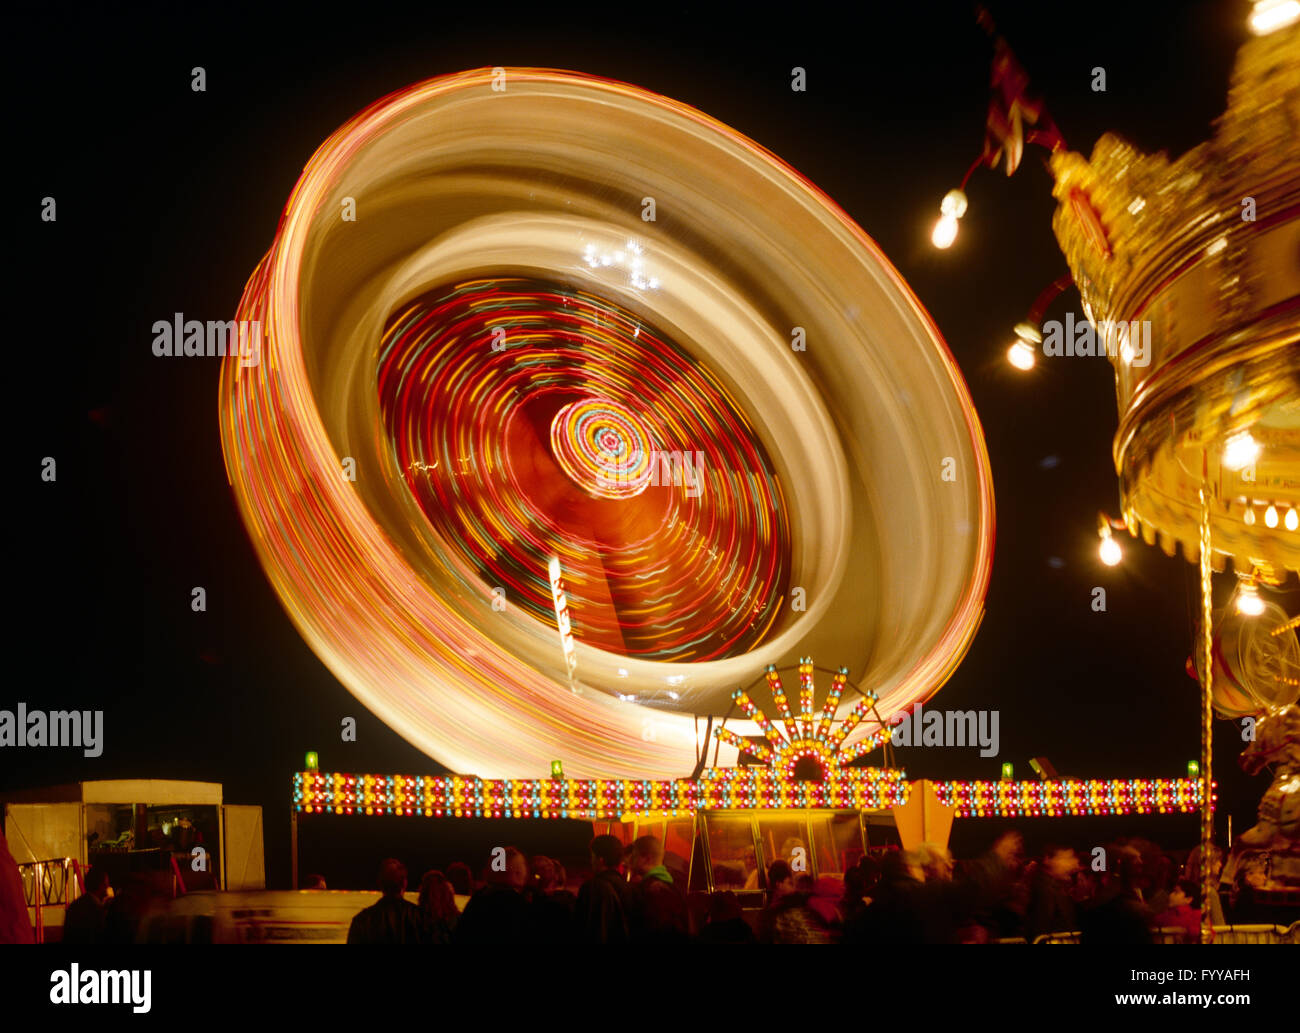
[377,276,790,661]
[549,398,654,501]
[217,68,995,779]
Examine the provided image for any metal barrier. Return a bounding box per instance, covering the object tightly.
[1033,930,1081,944]
[16,857,83,944]
[169,853,188,897]
[1213,922,1299,944]
[1028,922,1299,945]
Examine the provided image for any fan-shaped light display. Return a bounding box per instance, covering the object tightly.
[377,277,789,660]
[218,68,995,779]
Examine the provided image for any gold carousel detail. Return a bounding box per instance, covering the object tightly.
[1050,19,1300,578]
[1049,14,1300,927]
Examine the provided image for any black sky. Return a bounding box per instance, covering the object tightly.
[11,0,1295,884]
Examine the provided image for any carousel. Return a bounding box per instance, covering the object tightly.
[1046,9,1300,934]
[928,0,1300,937]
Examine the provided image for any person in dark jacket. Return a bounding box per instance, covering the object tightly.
[454,847,531,944]
[417,869,459,944]
[445,861,473,898]
[525,856,577,944]
[347,859,429,944]
[103,873,155,945]
[575,835,633,944]
[1025,845,1080,941]
[842,850,928,945]
[698,891,756,943]
[1080,844,1152,944]
[757,861,835,943]
[62,865,111,944]
[627,835,689,942]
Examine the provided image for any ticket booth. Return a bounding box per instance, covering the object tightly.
[2,780,264,941]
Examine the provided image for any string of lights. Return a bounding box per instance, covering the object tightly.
[294,771,1201,820]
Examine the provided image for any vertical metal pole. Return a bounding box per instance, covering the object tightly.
[218,804,227,892]
[1197,481,1215,944]
[290,808,299,890]
[33,862,43,944]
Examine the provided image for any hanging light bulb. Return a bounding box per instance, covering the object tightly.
[931,189,967,249]
[1285,507,1298,532]
[1265,505,1279,528]
[1007,321,1041,371]
[1006,275,1073,373]
[932,213,959,249]
[1099,532,1122,567]
[1249,0,1300,34]
[1097,512,1124,566]
[1222,430,1260,471]
[1007,340,1035,370]
[940,188,968,219]
[1236,576,1265,617]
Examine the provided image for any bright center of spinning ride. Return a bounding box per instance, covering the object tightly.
[377,277,790,662]
[550,398,654,500]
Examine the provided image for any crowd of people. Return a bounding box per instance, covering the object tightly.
[342,831,1266,944]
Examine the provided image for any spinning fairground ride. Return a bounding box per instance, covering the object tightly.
[217,68,1202,899]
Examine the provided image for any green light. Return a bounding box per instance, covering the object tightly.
[1001,762,1014,781]
[551,760,564,779]
[1187,760,1200,778]
[305,751,319,771]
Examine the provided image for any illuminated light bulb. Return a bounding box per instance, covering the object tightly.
[1236,580,1265,617]
[1250,0,1300,33]
[1265,505,1279,528]
[940,189,968,219]
[931,213,959,249]
[1222,431,1260,471]
[1099,532,1122,567]
[1287,508,1298,532]
[1010,321,1042,364]
[1244,505,1257,526]
[1007,340,1036,370]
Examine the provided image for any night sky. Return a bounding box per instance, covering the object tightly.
[13,0,1295,886]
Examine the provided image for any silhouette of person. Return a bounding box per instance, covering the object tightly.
[347,859,429,944]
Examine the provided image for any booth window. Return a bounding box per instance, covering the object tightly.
[809,812,863,876]
[757,816,810,876]
[84,802,220,889]
[703,815,762,891]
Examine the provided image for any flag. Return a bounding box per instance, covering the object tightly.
[979,18,1064,175]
